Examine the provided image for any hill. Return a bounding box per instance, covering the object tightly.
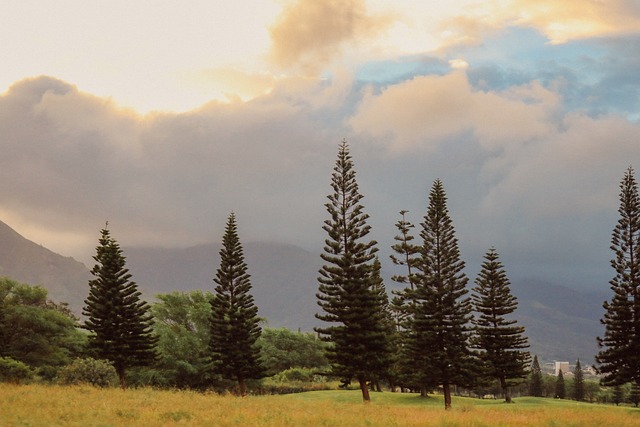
[124,242,322,332]
[0,220,91,311]
[124,243,607,364]
[0,219,609,364]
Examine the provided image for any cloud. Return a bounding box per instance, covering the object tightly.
[1,70,639,290]
[0,76,349,261]
[348,72,560,152]
[442,0,640,46]
[268,0,393,72]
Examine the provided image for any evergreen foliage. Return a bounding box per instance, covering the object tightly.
[390,210,420,292]
[613,384,625,405]
[629,381,640,407]
[0,357,33,384]
[83,225,158,389]
[597,167,640,386]
[573,359,585,401]
[151,291,214,389]
[0,278,85,376]
[555,369,566,399]
[472,248,530,403]
[56,357,118,387]
[529,357,544,397]
[315,140,391,402]
[405,179,474,409]
[258,328,329,375]
[209,213,264,396]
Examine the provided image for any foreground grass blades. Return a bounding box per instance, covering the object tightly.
[1,384,639,427]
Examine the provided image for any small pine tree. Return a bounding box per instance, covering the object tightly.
[472,248,530,403]
[573,359,585,401]
[83,225,157,389]
[597,167,640,386]
[555,370,566,399]
[613,384,625,406]
[629,381,640,407]
[390,210,419,292]
[406,179,474,410]
[209,213,264,396]
[316,140,391,402]
[529,355,543,397]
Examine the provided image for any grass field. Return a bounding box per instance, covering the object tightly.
[1,384,639,426]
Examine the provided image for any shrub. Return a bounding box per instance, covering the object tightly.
[57,358,117,387]
[275,367,319,383]
[0,357,34,384]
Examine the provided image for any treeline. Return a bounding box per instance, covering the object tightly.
[0,278,329,392]
[0,141,638,410]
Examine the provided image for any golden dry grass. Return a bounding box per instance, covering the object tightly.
[1,384,639,426]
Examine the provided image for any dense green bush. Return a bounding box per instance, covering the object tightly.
[274,367,320,383]
[0,357,33,384]
[57,357,117,387]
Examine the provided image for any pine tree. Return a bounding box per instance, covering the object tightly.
[573,359,585,401]
[472,247,530,403]
[209,213,264,396]
[316,140,391,402]
[613,384,625,405]
[597,167,640,386]
[390,210,419,292]
[629,381,640,407]
[389,210,421,392]
[406,179,474,410]
[529,355,543,397]
[370,256,394,392]
[83,225,157,389]
[555,369,565,399]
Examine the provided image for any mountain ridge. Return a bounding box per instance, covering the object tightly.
[0,219,607,364]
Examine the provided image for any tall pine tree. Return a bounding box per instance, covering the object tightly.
[573,359,585,401]
[316,140,391,402]
[472,247,530,403]
[407,179,474,410]
[555,369,565,399]
[390,210,419,292]
[597,167,640,386]
[83,224,157,389]
[529,355,543,397]
[209,213,264,396]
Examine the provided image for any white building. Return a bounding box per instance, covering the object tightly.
[554,361,570,376]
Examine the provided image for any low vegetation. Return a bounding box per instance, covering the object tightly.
[0,384,638,427]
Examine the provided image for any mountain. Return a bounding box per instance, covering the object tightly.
[509,278,608,365]
[124,242,323,332]
[124,243,607,364]
[0,218,610,364]
[0,220,91,311]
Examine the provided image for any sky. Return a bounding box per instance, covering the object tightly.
[1,0,640,290]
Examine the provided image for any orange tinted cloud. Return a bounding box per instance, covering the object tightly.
[444,0,640,45]
[268,0,393,72]
[349,72,559,152]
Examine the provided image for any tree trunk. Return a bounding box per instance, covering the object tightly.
[358,377,371,403]
[501,377,512,403]
[420,385,428,398]
[238,377,247,397]
[375,380,382,392]
[116,365,126,390]
[443,382,452,410]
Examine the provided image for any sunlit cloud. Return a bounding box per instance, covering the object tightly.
[268,0,394,73]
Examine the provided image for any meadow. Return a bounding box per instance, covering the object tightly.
[1,384,639,427]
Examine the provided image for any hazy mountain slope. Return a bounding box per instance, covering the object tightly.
[125,242,607,363]
[510,279,608,364]
[0,220,91,312]
[0,218,611,363]
[125,242,323,331]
